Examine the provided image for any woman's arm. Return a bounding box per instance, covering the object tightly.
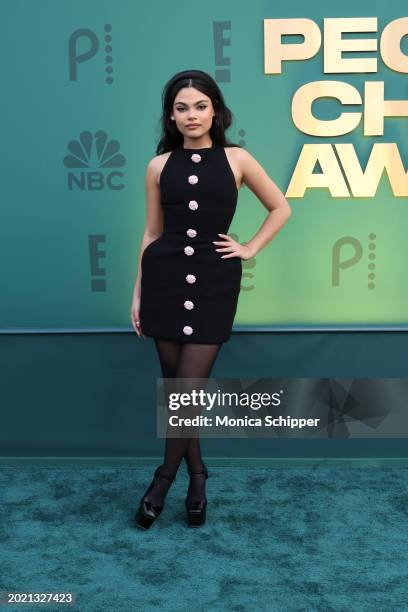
[214,148,292,260]
[132,157,164,301]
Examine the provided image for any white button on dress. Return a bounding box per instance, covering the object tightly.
[182,160,201,338]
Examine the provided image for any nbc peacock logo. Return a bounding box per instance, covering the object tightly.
[63,130,126,190]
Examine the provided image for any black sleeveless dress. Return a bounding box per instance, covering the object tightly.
[139,143,242,344]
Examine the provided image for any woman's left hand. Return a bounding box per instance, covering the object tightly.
[213,234,254,261]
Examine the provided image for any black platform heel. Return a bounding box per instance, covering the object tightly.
[135,465,176,530]
[185,462,209,527]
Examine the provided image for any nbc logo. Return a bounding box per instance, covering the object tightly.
[63,130,126,190]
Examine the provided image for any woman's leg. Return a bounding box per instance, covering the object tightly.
[154,338,182,378]
[154,339,208,473]
[142,339,181,506]
[179,343,222,475]
[146,340,222,506]
[166,343,222,503]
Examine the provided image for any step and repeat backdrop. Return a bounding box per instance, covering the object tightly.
[1,1,407,331]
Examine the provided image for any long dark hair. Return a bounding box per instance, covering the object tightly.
[156,69,240,154]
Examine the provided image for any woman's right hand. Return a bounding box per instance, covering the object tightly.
[131,296,145,338]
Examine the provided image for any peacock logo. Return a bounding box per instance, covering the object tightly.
[63,130,126,190]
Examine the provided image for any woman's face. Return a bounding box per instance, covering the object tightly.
[171,87,215,141]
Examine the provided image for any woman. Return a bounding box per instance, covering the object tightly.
[131,69,292,529]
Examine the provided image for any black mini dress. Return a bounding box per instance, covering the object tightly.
[139,143,242,344]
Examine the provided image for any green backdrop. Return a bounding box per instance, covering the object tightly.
[1,1,407,332]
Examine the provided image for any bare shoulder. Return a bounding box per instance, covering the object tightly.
[226,147,291,216]
[232,146,268,176]
[146,152,171,171]
[224,146,258,189]
[146,152,172,188]
[229,146,255,163]
[225,145,257,169]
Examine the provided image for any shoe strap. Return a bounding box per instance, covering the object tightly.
[154,465,176,483]
[188,466,208,478]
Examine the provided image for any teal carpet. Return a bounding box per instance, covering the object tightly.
[1,465,408,611]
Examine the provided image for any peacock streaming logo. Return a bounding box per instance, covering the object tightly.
[68,24,114,84]
[332,233,377,289]
[63,130,126,191]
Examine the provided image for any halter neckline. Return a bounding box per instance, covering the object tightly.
[180,144,216,151]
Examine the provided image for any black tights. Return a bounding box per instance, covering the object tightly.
[145,339,222,506]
